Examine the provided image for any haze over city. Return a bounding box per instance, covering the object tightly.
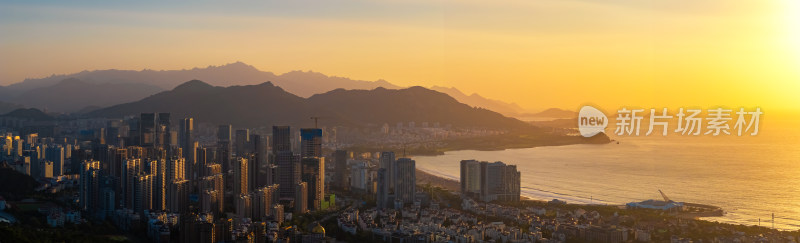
[1,1,799,243]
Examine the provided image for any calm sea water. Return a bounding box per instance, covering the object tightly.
[412,119,800,230]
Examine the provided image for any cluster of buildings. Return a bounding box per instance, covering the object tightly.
[0,112,352,242]
[460,160,521,203]
[331,160,527,242]
[339,192,800,243]
[333,122,507,154]
[338,203,542,243]
[4,111,799,243]
[1,133,68,180]
[1,110,523,243]
[332,150,418,205]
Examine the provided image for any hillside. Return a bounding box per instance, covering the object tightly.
[308,87,530,129]
[88,81,532,130]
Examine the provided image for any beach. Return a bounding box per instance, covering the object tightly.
[411,124,800,230]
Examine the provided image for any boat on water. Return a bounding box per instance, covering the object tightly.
[626,190,724,217]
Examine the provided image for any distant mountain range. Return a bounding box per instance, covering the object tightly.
[87,80,530,129]
[428,86,525,116]
[2,108,54,121]
[0,101,24,115]
[0,78,163,113]
[520,108,578,119]
[3,62,397,97]
[1,62,532,116]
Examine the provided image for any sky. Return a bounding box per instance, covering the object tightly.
[1,0,798,112]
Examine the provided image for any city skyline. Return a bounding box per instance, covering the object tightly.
[0,1,798,242]
[0,101,797,241]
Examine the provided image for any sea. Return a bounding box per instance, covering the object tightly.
[412,117,800,230]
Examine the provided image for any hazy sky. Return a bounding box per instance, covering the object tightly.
[1,0,798,111]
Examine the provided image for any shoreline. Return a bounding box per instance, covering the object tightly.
[415,167,537,202]
[414,165,798,233]
[349,131,611,156]
[416,167,571,204]
[415,169,459,192]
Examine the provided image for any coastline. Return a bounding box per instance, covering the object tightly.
[351,131,611,156]
[414,158,798,234]
[414,166,800,235]
[415,169,459,192]
[416,168,538,201]
[415,167,549,203]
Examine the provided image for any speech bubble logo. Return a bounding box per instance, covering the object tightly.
[578,106,607,137]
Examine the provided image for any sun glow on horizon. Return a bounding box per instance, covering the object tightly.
[784,0,800,66]
[0,0,798,112]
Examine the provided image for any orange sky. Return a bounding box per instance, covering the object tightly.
[1,0,798,112]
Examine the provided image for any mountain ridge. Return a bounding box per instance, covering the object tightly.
[87,80,531,130]
[6,62,400,98]
[5,62,533,116]
[429,85,525,116]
